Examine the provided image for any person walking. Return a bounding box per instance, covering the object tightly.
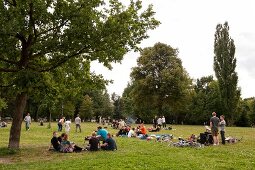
[210,112,220,145]
[75,114,82,133]
[24,112,31,131]
[219,115,226,145]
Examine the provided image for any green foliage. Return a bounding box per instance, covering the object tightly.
[236,98,254,127]
[214,22,240,125]
[0,98,7,110]
[250,99,255,124]
[121,84,135,118]
[79,95,94,120]
[187,76,221,124]
[130,42,191,122]
[111,93,122,118]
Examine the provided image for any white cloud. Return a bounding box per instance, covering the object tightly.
[91,0,255,98]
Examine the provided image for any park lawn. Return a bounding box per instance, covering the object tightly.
[0,122,255,170]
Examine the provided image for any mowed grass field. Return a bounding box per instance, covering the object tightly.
[0,122,255,170]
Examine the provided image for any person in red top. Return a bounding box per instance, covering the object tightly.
[140,123,147,135]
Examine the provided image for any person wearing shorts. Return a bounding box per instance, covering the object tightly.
[210,112,220,145]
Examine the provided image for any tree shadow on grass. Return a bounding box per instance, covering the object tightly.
[0,147,18,156]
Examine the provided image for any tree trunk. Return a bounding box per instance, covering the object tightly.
[8,92,27,149]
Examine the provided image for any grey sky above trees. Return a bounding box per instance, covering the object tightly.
[91,0,255,98]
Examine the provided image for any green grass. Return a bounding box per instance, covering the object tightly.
[0,122,255,170]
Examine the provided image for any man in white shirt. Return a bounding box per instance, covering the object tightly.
[24,113,31,131]
[75,114,81,133]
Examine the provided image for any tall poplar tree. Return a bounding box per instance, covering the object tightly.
[213,22,240,125]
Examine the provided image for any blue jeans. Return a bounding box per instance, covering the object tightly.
[25,122,30,130]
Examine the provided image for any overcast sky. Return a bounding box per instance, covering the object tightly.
[91,0,255,98]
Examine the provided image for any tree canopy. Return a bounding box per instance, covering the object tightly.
[0,0,159,148]
[129,42,191,122]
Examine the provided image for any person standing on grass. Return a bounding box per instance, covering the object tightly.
[24,112,31,131]
[210,112,220,145]
[157,117,162,129]
[65,118,71,134]
[153,116,157,128]
[162,116,166,128]
[219,115,226,145]
[58,117,65,131]
[75,114,81,133]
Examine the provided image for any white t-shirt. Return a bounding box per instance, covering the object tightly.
[157,118,162,125]
[75,117,81,125]
[24,116,31,123]
[162,117,166,123]
[128,129,135,137]
[65,120,71,132]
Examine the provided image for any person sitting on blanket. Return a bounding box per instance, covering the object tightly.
[49,131,62,151]
[101,133,117,151]
[60,133,83,153]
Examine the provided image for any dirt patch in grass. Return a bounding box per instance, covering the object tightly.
[0,158,12,164]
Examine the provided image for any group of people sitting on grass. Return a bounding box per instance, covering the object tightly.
[115,123,150,139]
[49,126,117,153]
[49,132,83,153]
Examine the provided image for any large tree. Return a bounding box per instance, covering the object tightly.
[130,42,191,122]
[188,76,221,125]
[0,0,159,148]
[213,22,240,125]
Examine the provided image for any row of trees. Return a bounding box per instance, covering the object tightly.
[118,22,255,126]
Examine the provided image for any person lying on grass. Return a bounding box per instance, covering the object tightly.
[60,133,83,153]
[148,125,161,132]
[101,133,117,151]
